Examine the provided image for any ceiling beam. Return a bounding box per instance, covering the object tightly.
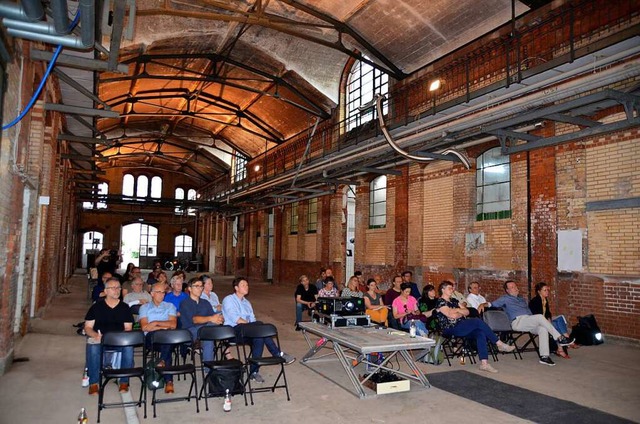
[45,103,120,118]
[58,134,111,145]
[358,167,402,176]
[30,49,129,73]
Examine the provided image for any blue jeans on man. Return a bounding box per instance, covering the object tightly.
[295,302,313,325]
[86,343,134,385]
[234,321,281,375]
[145,333,174,382]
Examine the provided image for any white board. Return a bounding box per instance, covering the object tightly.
[557,229,583,271]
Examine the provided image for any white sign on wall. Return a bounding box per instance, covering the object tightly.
[557,229,583,271]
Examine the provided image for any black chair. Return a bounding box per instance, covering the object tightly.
[150,329,199,418]
[197,325,246,410]
[483,310,538,359]
[434,320,478,366]
[98,331,146,423]
[239,323,291,405]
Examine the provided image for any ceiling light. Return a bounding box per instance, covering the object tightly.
[429,79,441,91]
[254,164,261,172]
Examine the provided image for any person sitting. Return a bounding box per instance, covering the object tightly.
[492,280,574,366]
[354,271,366,292]
[121,263,135,294]
[123,276,152,307]
[315,268,329,291]
[84,277,134,395]
[295,274,318,330]
[200,275,222,313]
[341,276,364,298]
[139,282,178,393]
[418,284,438,331]
[164,275,187,317]
[91,271,111,303]
[318,276,339,298]
[466,281,491,315]
[363,278,388,326]
[383,275,403,307]
[222,277,295,383]
[392,283,429,336]
[434,281,515,373]
[401,271,421,300]
[529,282,576,359]
[146,266,162,286]
[373,273,390,295]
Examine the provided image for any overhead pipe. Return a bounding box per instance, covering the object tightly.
[19,0,43,20]
[3,17,61,36]
[79,0,95,48]
[6,27,91,49]
[50,0,69,34]
[0,2,33,21]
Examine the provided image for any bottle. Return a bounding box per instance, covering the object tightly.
[81,368,89,388]
[409,320,417,338]
[223,389,232,412]
[77,407,88,424]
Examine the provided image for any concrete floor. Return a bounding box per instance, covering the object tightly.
[1,271,639,424]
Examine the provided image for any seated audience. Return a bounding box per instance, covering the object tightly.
[418,284,438,331]
[295,274,318,330]
[91,271,111,302]
[354,271,366,292]
[435,281,515,373]
[373,273,390,295]
[493,280,574,366]
[318,276,339,298]
[222,277,295,383]
[529,282,576,359]
[200,275,222,313]
[123,276,152,306]
[84,277,134,395]
[466,281,491,314]
[363,278,388,326]
[139,282,177,393]
[392,283,429,336]
[341,276,364,298]
[384,275,403,307]
[315,267,328,291]
[164,275,187,315]
[401,271,421,300]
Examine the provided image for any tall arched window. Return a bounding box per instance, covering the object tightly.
[175,187,185,215]
[346,58,388,131]
[122,174,135,197]
[476,147,511,221]
[369,175,387,228]
[175,235,193,257]
[123,174,163,200]
[151,176,162,199]
[187,188,197,216]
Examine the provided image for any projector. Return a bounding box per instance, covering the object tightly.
[317,297,365,316]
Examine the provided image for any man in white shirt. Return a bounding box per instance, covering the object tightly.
[466,281,491,314]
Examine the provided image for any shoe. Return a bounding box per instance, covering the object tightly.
[250,372,265,383]
[280,352,296,365]
[539,356,556,366]
[88,383,99,395]
[479,363,498,373]
[295,325,301,331]
[557,336,575,347]
[569,343,580,349]
[118,383,129,393]
[497,342,516,353]
[164,381,174,394]
[554,349,570,359]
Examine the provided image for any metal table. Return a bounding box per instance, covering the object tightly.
[298,322,435,398]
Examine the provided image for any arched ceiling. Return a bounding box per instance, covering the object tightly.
[53,0,537,186]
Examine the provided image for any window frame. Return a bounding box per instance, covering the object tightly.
[307,198,318,233]
[476,147,511,221]
[369,175,387,229]
[289,202,299,235]
[345,58,389,132]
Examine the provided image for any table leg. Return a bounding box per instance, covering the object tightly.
[332,343,367,398]
[399,349,430,387]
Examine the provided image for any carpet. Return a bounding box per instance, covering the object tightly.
[428,370,635,424]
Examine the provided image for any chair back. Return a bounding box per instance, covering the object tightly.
[151,329,192,346]
[241,323,277,339]
[198,325,236,342]
[483,310,513,332]
[129,304,142,315]
[102,330,145,348]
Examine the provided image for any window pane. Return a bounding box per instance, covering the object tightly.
[137,176,148,198]
[123,174,134,196]
[150,176,162,198]
[476,147,510,220]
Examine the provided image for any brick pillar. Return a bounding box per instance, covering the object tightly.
[394,166,409,271]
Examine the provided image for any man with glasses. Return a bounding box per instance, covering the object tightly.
[139,282,177,393]
[84,277,134,395]
[180,278,224,365]
[123,276,152,306]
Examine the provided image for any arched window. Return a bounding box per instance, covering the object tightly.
[369,175,387,228]
[136,175,148,201]
[150,176,162,199]
[122,174,134,197]
[476,147,511,221]
[123,173,163,200]
[175,235,193,257]
[234,155,247,183]
[346,58,388,131]
[187,188,197,216]
[139,224,158,258]
[175,187,185,215]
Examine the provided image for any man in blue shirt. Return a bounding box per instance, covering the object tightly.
[222,277,295,383]
[139,282,177,393]
[492,280,574,366]
[164,275,187,316]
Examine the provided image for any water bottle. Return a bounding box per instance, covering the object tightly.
[223,389,232,412]
[409,320,417,338]
[81,368,89,388]
[77,407,88,424]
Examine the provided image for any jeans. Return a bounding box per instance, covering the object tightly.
[295,302,313,324]
[186,325,215,362]
[86,342,133,385]
[400,319,429,337]
[234,322,281,374]
[145,332,174,382]
[552,315,568,335]
[443,318,498,361]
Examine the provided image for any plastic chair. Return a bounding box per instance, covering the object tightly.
[98,331,146,423]
[150,329,199,418]
[197,325,246,410]
[239,323,291,405]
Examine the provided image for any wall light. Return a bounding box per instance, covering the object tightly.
[254,164,261,172]
[429,79,442,92]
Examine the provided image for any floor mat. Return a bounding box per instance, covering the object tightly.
[428,370,634,424]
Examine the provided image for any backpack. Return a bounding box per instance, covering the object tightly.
[207,366,244,397]
[144,357,165,390]
[570,314,604,346]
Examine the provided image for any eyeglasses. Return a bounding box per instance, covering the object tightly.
[106,286,121,290]
[191,285,204,289]
[151,290,165,294]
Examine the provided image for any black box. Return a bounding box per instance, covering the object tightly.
[317,297,365,316]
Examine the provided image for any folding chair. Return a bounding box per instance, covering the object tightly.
[483,310,537,359]
[197,325,246,410]
[98,331,146,423]
[239,323,291,405]
[150,329,199,418]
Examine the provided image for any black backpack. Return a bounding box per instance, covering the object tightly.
[570,314,604,346]
[207,366,244,397]
[144,357,165,390]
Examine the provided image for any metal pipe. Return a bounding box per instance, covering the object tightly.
[79,0,95,48]
[3,17,59,35]
[0,2,31,20]
[50,0,69,34]
[19,0,43,21]
[6,27,91,49]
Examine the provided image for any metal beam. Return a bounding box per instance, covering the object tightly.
[58,134,111,145]
[545,113,601,127]
[488,129,541,142]
[289,187,325,193]
[45,103,120,118]
[71,179,104,184]
[69,169,106,175]
[358,167,402,176]
[30,49,129,73]
[108,0,126,71]
[53,69,109,109]
[321,178,360,186]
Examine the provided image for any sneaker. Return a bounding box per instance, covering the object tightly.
[250,372,265,383]
[479,363,498,373]
[118,383,129,393]
[539,356,556,366]
[280,352,296,365]
[557,336,575,347]
[88,383,99,395]
[164,381,174,394]
[497,342,516,353]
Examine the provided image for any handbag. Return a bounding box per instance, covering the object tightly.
[144,357,165,390]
